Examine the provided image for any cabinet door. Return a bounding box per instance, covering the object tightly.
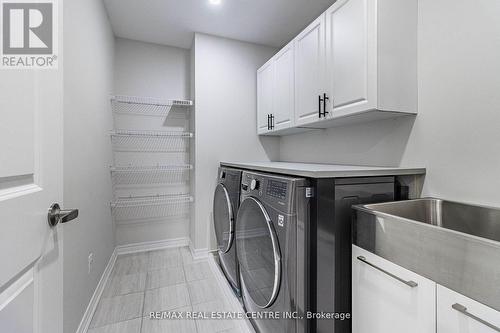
[273,41,294,131]
[325,0,376,117]
[352,245,436,333]
[257,59,274,134]
[437,285,500,333]
[294,14,325,126]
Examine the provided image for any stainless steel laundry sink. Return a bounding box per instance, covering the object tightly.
[358,198,500,243]
[353,198,500,311]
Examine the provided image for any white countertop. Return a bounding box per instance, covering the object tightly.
[220,161,426,178]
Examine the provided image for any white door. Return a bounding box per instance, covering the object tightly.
[257,59,274,134]
[352,246,436,333]
[273,41,294,131]
[294,14,326,126]
[437,285,500,333]
[0,9,66,333]
[325,0,376,117]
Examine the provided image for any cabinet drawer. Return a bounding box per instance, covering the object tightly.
[437,285,500,333]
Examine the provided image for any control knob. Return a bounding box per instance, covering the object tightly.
[250,179,259,190]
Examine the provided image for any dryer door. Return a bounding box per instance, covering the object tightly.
[213,183,235,253]
[236,197,281,308]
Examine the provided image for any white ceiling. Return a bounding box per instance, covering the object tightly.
[104,0,336,49]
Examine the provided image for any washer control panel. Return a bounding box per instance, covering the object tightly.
[266,180,287,200]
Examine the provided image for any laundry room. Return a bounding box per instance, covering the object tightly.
[1,0,500,333]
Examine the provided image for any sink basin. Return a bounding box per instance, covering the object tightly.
[353,198,500,311]
[359,198,500,243]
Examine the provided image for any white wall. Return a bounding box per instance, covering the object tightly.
[279,117,415,167]
[399,0,500,206]
[192,33,280,250]
[63,0,115,332]
[113,38,192,245]
[114,38,190,99]
[112,35,277,251]
[280,0,500,207]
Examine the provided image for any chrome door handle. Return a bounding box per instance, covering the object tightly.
[452,303,500,332]
[357,256,418,288]
[48,203,79,227]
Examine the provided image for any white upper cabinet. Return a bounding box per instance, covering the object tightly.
[257,0,417,135]
[294,15,326,126]
[352,246,436,333]
[325,0,417,119]
[273,41,295,131]
[257,58,274,134]
[326,0,375,116]
[437,285,500,333]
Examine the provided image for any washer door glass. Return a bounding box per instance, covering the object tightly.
[213,183,235,253]
[236,197,281,308]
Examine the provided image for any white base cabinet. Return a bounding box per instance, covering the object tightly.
[437,285,500,333]
[353,245,500,333]
[352,245,436,333]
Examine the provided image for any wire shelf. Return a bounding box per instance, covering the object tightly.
[111,165,193,186]
[111,95,193,117]
[110,130,193,152]
[111,194,193,222]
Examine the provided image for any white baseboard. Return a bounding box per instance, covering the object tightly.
[116,237,190,255]
[207,254,255,333]
[76,249,117,333]
[188,239,209,260]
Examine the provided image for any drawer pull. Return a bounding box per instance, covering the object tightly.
[357,256,418,288]
[452,303,500,332]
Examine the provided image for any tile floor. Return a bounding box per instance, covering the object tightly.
[88,247,246,333]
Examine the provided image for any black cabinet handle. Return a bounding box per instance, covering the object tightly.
[267,114,270,130]
[318,95,324,118]
[323,93,330,117]
[270,114,274,130]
